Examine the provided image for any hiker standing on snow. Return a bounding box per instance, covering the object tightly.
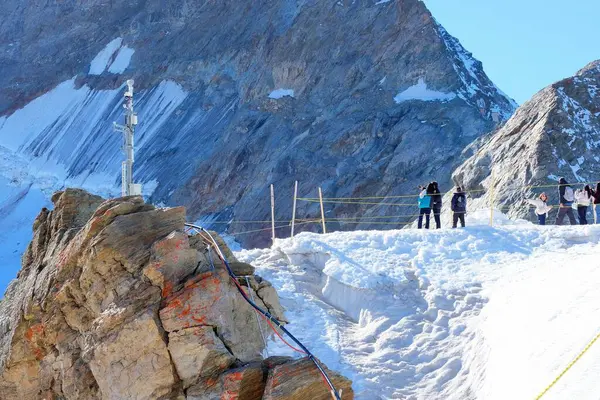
[555,177,577,225]
[451,186,467,228]
[592,182,600,224]
[431,181,442,229]
[417,184,432,229]
[574,185,593,225]
[527,192,552,225]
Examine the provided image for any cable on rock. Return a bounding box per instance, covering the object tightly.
[184,223,343,400]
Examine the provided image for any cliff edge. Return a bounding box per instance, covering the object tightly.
[0,189,352,399]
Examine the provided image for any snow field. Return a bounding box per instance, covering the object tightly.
[237,215,600,399]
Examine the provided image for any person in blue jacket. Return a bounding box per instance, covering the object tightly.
[451,186,467,228]
[417,183,433,229]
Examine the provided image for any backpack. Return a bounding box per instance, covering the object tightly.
[564,186,575,202]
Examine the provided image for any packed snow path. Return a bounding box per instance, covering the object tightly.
[237,214,600,400]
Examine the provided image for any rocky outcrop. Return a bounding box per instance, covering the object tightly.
[0,189,352,399]
[0,0,516,248]
[452,60,600,219]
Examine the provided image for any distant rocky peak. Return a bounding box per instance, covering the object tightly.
[451,59,600,222]
[435,21,518,123]
[576,59,600,76]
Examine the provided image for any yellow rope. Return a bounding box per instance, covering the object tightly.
[228,220,318,236]
[535,330,600,400]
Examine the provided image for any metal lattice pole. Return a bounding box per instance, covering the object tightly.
[114,79,142,197]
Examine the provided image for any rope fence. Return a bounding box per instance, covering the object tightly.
[195,179,599,244]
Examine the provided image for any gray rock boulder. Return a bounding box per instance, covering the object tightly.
[0,189,346,399]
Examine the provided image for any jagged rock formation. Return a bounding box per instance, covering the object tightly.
[453,60,600,220]
[0,0,516,248]
[0,189,353,399]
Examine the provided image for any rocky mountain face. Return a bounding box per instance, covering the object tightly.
[453,60,600,220]
[0,0,516,247]
[0,189,352,399]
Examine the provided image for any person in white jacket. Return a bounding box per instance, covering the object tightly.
[574,185,593,225]
[527,193,552,225]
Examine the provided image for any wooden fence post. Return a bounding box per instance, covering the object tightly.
[270,184,276,244]
[318,187,327,234]
[489,170,496,227]
[291,181,298,238]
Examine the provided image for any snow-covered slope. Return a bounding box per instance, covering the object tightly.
[238,212,600,399]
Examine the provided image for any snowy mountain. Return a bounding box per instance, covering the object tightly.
[239,212,600,399]
[0,0,515,255]
[453,60,600,221]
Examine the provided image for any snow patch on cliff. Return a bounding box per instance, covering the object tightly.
[394,78,456,103]
[108,46,135,74]
[89,38,135,75]
[89,38,123,75]
[268,89,295,99]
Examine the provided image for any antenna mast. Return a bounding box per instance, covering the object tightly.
[114,79,142,197]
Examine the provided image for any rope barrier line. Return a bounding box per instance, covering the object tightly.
[535,329,600,400]
[191,204,582,232]
[227,220,319,236]
[296,181,598,202]
[300,199,417,206]
[324,221,414,225]
[205,220,299,224]
[297,188,487,201]
[188,182,599,239]
[520,181,599,191]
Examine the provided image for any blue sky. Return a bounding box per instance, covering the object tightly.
[425,0,600,104]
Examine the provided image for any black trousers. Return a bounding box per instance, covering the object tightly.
[418,208,431,229]
[578,206,588,225]
[433,207,442,229]
[452,212,465,228]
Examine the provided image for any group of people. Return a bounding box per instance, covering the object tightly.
[416,177,600,229]
[417,182,467,229]
[528,178,600,225]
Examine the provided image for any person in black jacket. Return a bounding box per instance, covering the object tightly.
[555,177,577,225]
[430,181,442,229]
[451,186,467,228]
